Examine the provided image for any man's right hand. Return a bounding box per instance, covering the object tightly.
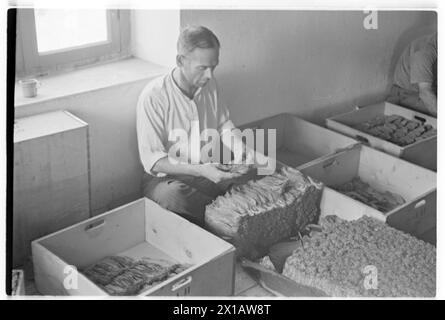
[198,163,243,184]
[418,82,437,117]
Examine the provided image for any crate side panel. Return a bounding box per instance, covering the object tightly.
[284,116,356,157]
[328,102,386,126]
[384,103,437,127]
[319,188,385,222]
[144,199,234,265]
[146,250,235,296]
[38,200,146,268]
[386,191,436,242]
[32,243,105,296]
[299,148,361,187]
[357,146,436,201]
[402,137,437,171]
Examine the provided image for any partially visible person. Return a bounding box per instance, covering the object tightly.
[387,32,437,117]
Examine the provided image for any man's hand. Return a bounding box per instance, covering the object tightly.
[199,163,244,184]
[418,82,437,117]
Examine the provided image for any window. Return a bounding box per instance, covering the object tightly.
[16,9,131,77]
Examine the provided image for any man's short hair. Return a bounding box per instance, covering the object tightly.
[177,25,220,55]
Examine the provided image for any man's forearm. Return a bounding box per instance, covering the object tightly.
[418,83,437,117]
[419,89,437,117]
[152,157,201,177]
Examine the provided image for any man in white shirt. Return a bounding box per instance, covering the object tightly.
[137,26,266,226]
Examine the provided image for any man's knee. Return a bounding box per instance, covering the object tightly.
[144,178,186,207]
[143,176,214,225]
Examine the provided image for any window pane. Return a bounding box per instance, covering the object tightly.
[35,9,108,53]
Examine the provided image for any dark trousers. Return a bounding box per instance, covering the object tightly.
[142,173,233,227]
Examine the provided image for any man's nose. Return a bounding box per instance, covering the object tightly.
[204,68,213,79]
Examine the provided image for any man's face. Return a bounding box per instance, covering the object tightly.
[179,47,219,88]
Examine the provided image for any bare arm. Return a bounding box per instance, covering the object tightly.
[418,82,437,117]
[152,157,243,184]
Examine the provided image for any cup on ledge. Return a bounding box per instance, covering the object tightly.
[18,79,41,98]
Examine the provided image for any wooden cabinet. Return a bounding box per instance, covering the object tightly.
[13,110,91,267]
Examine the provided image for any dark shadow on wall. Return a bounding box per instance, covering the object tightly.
[386,12,437,93]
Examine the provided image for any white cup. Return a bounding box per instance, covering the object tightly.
[18,79,41,98]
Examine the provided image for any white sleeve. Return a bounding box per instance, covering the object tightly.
[136,91,168,177]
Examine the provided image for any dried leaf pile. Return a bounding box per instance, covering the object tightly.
[270,215,436,297]
[333,177,406,213]
[82,256,191,295]
[354,115,436,146]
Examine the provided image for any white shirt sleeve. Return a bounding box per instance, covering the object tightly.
[136,92,168,177]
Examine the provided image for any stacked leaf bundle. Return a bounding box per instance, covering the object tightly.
[205,166,323,259]
[354,114,436,146]
[333,177,406,213]
[81,256,190,295]
[264,215,435,297]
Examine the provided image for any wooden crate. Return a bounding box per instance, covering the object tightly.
[241,147,436,296]
[13,111,91,268]
[298,144,436,243]
[326,101,437,171]
[32,198,236,296]
[237,113,358,169]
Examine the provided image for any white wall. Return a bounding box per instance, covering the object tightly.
[131,9,179,68]
[180,10,437,125]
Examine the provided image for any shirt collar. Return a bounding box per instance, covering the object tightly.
[170,69,203,101]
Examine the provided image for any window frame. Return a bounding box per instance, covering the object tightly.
[16,8,131,77]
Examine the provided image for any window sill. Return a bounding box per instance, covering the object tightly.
[14,58,169,108]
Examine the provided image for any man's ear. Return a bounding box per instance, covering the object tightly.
[176,55,184,67]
